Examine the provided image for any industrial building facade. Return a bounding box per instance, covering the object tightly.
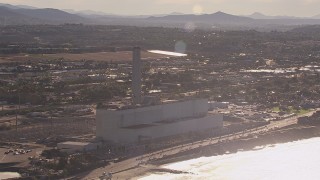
[96,99,223,144]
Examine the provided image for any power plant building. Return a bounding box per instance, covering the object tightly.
[96,47,223,144]
[96,99,223,144]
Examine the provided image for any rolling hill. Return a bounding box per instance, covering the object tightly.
[148,11,254,25]
[0,6,89,25]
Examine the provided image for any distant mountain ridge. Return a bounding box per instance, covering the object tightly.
[146,11,320,27]
[247,12,270,19]
[313,14,320,19]
[246,12,304,19]
[148,11,253,24]
[0,6,45,25]
[17,8,87,23]
[1,3,320,20]
[1,3,320,31]
[0,3,37,9]
[0,6,89,25]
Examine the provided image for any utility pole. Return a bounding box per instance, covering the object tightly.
[15,92,21,132]
[15,105,18,132]
[18,93,21,111]
[0,101,4,111]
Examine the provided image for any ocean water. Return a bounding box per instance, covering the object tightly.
[139,137,320,180]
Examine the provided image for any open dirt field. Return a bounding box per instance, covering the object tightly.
[0,51,171,63]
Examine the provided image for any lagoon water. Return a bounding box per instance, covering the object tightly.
[0,172,21,179]
[148,50,187,57]
[140,137,320,180]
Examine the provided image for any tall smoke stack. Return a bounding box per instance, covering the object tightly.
[132,47,142,105]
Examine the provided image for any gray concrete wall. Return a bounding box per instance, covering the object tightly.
[96,111,223,144]
[98,99,209,129]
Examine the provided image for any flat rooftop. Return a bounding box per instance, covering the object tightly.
[98,97,206,111]
[58,141,92,146]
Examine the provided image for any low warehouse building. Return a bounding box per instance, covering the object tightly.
[57,141,100,153]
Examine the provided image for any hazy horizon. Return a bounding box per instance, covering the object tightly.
[0,0,320,17]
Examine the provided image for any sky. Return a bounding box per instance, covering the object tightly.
[1,0,320,17]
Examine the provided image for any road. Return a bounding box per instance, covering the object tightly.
[77,109,318,179]
[0,154,6,162]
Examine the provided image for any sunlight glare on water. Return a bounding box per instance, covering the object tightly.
[139,137,320,180]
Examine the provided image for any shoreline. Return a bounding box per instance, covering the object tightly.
[119,124,320,179]
[156,124,320,164]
